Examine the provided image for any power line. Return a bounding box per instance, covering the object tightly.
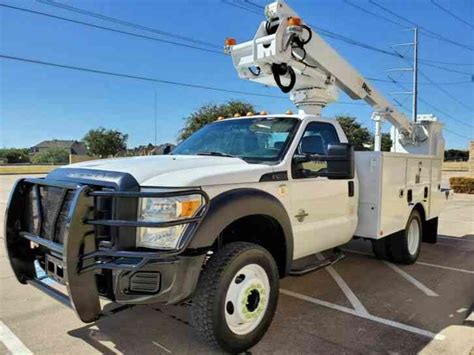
[417,61,473,76]
[368,77,473,86]
[418,68,474,111]
[444,127,472,140]
[417,57,473,67]
[344,0,474,67]
[368,0,474,51]
[37,0,221,49]
[0,53,366,106]
[0,4,225,56]
[343,0,410,29]
[391,80,474,128]
[430,0,474,29]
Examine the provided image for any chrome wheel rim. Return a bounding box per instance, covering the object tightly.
[407,219,420,255]
[224,263,270,335]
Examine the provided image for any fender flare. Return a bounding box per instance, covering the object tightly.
[187,188,294,275]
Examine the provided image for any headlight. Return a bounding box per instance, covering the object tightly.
[136,194,203,249]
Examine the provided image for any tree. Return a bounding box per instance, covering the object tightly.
[444,149,469,161]
[31,148,69,164]
[178,100,255,141]
[0,148,30,163]
[381,133,392,152]
[335,115,372,151]
[83,128,128,157]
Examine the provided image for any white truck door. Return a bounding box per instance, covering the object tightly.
[289,121,357,259]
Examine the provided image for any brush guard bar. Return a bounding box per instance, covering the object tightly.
[4,178,209,322]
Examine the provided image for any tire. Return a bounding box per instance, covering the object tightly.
[191,242,279,353]
[371,236,392,261]
[391,210,422,264]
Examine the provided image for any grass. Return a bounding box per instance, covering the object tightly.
[0,164,62,175]
[442,161,469,171]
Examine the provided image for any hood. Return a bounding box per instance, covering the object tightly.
[60,155,274,186]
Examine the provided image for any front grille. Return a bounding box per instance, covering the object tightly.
[24,185,75,244]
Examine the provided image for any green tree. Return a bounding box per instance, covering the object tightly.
[83,128,128,157]
[31,148,69,164]
[0,148,30,163]
[381,133,392,152]
[336,115,372,151]
[178,100,255,141]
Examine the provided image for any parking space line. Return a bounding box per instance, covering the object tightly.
[383,261,439,297]
[280,289,445,341]
[416,262,474,275]
[316,253,368,315]
[0,321,33,355]
[152,341,172,354]
[342,249,474,274]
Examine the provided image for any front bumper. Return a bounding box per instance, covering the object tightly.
[4,177,208,323]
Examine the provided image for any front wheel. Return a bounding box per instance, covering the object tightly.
[191,242,279,353]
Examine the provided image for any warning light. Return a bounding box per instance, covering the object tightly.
[225,38,237,46]
[217,116,225,121]
[246,112,254,116]
[234,113,241,117]
[286,110,293,115]
[259,111,268,115]
[288,17,301,26]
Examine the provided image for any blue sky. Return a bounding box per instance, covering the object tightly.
[0,0,473,149]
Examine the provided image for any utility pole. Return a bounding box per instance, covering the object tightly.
[412,27,418,123]
[154,89,158,147]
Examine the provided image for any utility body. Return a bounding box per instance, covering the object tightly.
[5,1,450,352]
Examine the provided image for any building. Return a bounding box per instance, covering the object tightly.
[30,140,87,156]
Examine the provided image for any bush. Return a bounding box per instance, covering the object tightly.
[0,148,30,163]
[449,177,474,194]
[31,148,69,165]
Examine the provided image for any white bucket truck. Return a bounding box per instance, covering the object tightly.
[5,1,450,352]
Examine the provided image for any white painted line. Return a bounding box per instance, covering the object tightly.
[280,289,445,341]
[416,261,474,275]
[343,249,474,275]
[152,341,172,354]
[0,321,33,355]
[316,253,368,315]
[383,261,438,297]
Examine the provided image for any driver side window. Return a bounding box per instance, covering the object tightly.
[292,122,340,179]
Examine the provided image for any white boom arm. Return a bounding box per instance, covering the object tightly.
[226,0,444,155]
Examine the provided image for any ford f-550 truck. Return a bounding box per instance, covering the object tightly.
[4,1,450,352]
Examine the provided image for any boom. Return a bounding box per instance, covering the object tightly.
[226,0,444,155]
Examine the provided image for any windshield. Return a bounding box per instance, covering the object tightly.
[172,117,299,163]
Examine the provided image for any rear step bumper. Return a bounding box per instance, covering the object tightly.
[4,177,209,323]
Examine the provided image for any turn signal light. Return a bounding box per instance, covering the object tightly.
[288,17,301,26]
[225,38,237,46]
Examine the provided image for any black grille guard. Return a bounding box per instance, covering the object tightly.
[4,177,209,322]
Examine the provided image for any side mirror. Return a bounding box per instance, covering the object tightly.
[324,143,354,179]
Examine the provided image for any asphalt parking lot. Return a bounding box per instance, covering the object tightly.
[1,174,473,354]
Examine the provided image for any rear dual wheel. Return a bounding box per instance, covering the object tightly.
[191,242,279,353]
[371,210,422,265]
